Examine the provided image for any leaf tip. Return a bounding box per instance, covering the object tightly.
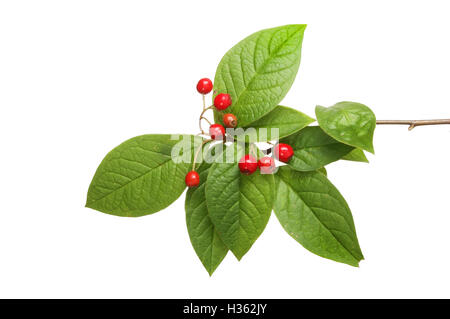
[233,251,244,261]
[354,260,363,268]
[344,258,362,268]
[314,105,325,118]
[293,23,307,30]
[207,267,219,277]
[205,264,217,277]
[351,254,364,267]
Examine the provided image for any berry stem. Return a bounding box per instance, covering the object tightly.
[249,143,258,159]
[200,116,211,125]
[200,105,213,118]
[193,139,212,170]
[198,106,213,135]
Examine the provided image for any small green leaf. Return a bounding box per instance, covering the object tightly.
[342,148,369,163]
[185,162,228,276]
[274,166,364,267]
[86,134,200,217]
[205,151,275,260]
[281,126,353,171]
[239,105,314,142]
[214,24,307,127]
[316,101,376,153]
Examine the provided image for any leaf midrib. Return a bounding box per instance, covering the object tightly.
[207,164,268,259]
[293,141,349,150]
[229,27,303,113]
[87,155,173,206]
[188,166,227,275]
[253,120,310,129]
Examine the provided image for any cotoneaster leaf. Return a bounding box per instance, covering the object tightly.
[86,134,200,217]
[316,101,376,154]
[281,126,353,171]
[185,162,228,276]
[274,166,364,267]
[342,148,369,163]
[205,146,275,260]
[213,24,307,127]
[239,105,314,142]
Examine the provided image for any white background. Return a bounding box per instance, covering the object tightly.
[1,0,450,298]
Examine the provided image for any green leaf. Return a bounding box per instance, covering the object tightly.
[185,162,228,276]
[238,105,314,142]
[281,126,353,171]
[317,167,327,176]
[205,154,275,260]
[86,134,200,217]
[316,101,376,153]
[342,148,369,163]
[274,166,364,267]
[213,24,307,127]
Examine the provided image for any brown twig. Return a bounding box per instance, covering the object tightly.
[376,119,450,130]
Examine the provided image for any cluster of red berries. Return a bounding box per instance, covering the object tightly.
[197,78,236,141]
[237,144,294,176]
[185,78,295,188]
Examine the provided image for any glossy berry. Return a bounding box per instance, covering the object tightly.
[223,113,237,128]
[214,93,232,110]
[258,156,276,174]
[209,124,225,140]
[185,171,200,187]
[274,143,294,163]
[196,78,213,94]
[238,155,258,175]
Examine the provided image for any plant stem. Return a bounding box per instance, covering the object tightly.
[198,106,213,134]
[200,116,211,125]
[193,139,212,170]
[376,119,450,130]
[249,143,257,159]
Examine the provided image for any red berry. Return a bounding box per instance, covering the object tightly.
[223,113,237,128]
[196,78,213,94]
[274,143,294,163]
[258,156,276,174]
[209,124,225,140]
[214,93,232,110]
[185,171,200,187]
[238,155,258,175]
